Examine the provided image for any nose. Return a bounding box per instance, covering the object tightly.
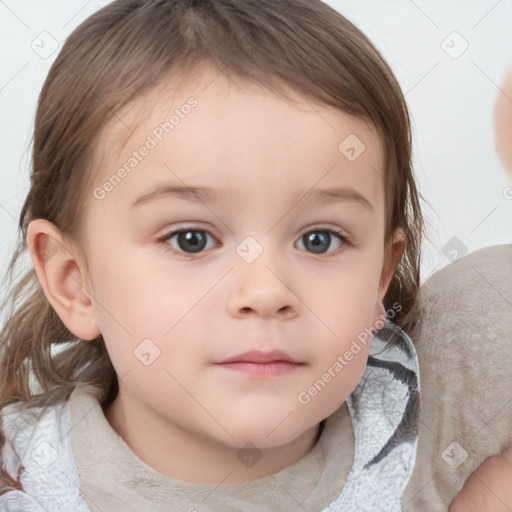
[226,246,300,320]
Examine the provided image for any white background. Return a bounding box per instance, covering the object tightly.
[1,0,511,299]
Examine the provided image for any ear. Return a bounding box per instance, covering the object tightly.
[378,227,406,301]
[371,228,406,330]
[27,218,101,341]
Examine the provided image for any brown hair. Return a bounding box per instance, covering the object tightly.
[0,0,426,420]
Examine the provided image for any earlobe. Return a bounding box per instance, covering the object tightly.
[27,219,101,341]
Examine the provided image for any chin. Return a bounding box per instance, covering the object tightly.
[216,417,312,451]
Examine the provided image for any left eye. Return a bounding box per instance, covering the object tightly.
[296,229,348,255]
[158,227,349,256]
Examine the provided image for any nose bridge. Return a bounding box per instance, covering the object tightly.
[228,234,297,317]
[235,234,283,288]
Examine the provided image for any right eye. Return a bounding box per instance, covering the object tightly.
[158,227,218,255]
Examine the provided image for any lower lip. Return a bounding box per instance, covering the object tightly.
[214,361,302,377]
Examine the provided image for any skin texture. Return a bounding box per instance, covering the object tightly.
[27,64,405,484]
[449,450,512,512]
[494,67,512,174]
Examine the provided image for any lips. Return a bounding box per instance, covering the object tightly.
[215,350,300,364]
[213,350,303,377]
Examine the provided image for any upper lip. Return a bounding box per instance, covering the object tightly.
[215,350,301,364]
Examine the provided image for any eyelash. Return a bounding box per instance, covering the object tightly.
[157,225,351,258]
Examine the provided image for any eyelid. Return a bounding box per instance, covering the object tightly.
[298,223,350,238]
[157,223,350,241]
[157,223,218,247]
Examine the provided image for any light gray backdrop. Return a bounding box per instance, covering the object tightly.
[1,0,511,309]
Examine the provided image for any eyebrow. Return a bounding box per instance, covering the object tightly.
[130,184,373,212]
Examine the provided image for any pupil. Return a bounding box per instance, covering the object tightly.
[179,231,206,253]
[306,231,329,253]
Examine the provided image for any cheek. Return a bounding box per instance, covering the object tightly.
[299,263,381,418]
[301,287,378,413]
[89,253,211,376]
[89,244,181,329]
[85,247,170,370]
[308,259,381,333]
[300,340,371,423]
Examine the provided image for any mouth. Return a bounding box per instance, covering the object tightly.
[214,350,304,377]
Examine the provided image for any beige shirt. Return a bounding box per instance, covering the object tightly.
[401,244,512,511]
[70,387,354,512]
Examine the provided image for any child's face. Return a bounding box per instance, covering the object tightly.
[75,64,402,452]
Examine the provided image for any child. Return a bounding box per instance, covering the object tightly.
[0,0,425,510]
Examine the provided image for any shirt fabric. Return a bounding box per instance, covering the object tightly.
[0,320,420,512]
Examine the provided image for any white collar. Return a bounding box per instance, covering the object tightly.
[324,320,420,512]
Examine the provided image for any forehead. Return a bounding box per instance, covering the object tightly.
[92,64,385,214]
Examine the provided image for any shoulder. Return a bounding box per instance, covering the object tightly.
[403,244,512,510]
[0,394,91,511]
[1,396,71,478]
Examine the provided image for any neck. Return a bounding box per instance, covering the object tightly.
[104,391,321,483]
